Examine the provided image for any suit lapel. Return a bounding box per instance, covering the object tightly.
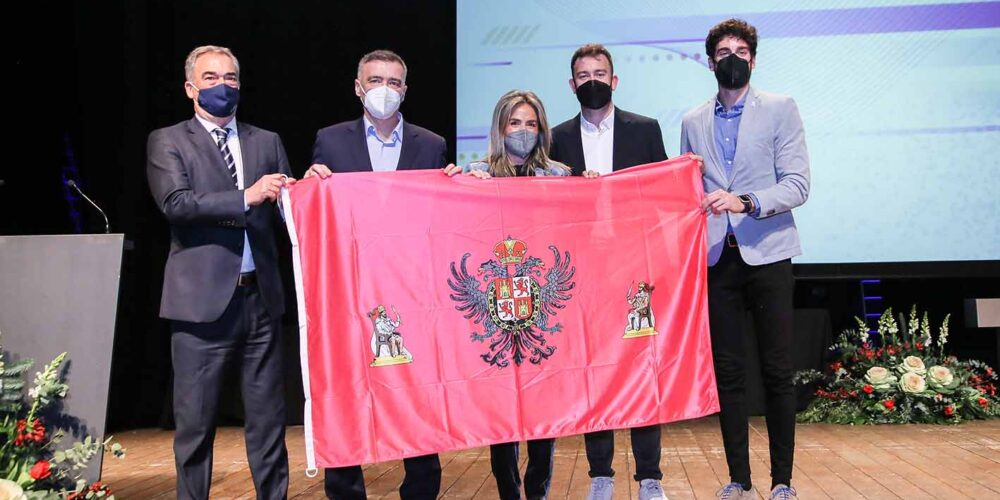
[397,121,420,170]
[567,113,586,172]
[731,86,759,188]
[237,122,258,185]
[611,107,627,171]
[186,117,236,189]
[351,118,374,172]
[700,101,728,183]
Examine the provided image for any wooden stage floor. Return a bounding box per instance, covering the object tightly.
[101,416,1000,499]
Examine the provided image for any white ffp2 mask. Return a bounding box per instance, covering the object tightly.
[361,85,403,119]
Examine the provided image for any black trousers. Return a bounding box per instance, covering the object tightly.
[708,244,796,489]
[490,439,555,500]
[323,454,441,500]
[584,425,662,481]
[171,282,288,500]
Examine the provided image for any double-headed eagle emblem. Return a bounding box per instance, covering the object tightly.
[448,237,576,368]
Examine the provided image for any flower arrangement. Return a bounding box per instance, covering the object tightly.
[1,334,124,499]
[795,307,1000,425]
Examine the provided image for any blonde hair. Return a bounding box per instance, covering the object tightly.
[486,90,564,177]
[184,45,240,82]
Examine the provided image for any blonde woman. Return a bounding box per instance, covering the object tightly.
[444,89,597,179]
[444,90,594,500]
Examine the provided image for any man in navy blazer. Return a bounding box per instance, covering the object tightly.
[680,19,810,500]
[548,44,669,500]
[305,50,447,500]
[146,45,293,500]
[310,52,446,174]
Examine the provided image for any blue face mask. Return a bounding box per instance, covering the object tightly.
[191,82,240,117]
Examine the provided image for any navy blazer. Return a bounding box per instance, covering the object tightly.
[146,118,291,323]
[549,107,668,176]
[312,117,448,172]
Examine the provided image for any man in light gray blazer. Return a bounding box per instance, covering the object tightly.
[680,19,809,500]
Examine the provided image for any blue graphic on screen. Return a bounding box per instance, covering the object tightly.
[457,1,1000,264]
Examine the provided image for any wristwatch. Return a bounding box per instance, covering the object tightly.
[738,194,755,214]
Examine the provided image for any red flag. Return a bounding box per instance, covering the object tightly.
[283,155,718,470]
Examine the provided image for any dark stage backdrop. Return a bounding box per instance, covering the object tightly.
[5,0,456,430]
[4,1,997,432]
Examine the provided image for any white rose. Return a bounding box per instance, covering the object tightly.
[927,365,954,387]
[866,366,891,385]
[0,479,26,500]
[899,372,927,393]
[898,356,927,375]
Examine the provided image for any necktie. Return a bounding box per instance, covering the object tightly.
[212,128,239,187]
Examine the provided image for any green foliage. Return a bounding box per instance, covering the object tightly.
[0,332,125,497]
[796,307,1000,425]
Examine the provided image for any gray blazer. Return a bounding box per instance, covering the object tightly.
[147,118,291,322]
[680,86,810,266]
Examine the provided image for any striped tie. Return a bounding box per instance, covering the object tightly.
[212,128,239,188]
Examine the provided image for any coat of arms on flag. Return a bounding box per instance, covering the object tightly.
[447,237,575,368]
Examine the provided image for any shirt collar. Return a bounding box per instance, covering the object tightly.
[714,93,747,118]
[195,114,237,136]
[580,108,614,135]
[363,114,404,146]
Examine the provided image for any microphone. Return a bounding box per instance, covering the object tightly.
[67,180,110,234]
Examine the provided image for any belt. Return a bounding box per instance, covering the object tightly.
[726,233,739,248]
[237,272,257,287]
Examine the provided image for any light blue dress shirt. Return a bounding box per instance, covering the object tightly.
[364,114,404,172]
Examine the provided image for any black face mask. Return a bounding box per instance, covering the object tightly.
[713,53,751,90]
[574,79,613,110]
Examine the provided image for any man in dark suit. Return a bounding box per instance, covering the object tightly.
[309,50,447,175]
[550,44,667,178]
[548,43,668,500]
[147,45,293,500]
[305,49,447,500]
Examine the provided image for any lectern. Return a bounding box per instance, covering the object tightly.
[0,234,123,483]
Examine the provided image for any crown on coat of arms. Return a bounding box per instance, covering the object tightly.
[493,237,527,264]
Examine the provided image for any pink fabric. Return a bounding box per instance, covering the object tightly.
[286,155,718,468]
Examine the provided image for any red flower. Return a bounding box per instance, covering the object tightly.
[904,342,911,350]
[916,342,924,350]
[13,419,45,446]
[830,362,842,372]
[979,398,989,408]
[887,346,897,356]
[29,460,52,481]
[863,384,874,394]
[944,406,955,416]
[876,348,884,357]
[883,400,895,410]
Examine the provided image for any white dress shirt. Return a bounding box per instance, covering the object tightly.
[195,114,255,273]
[364,114,404,172]
[580,108,615,175]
